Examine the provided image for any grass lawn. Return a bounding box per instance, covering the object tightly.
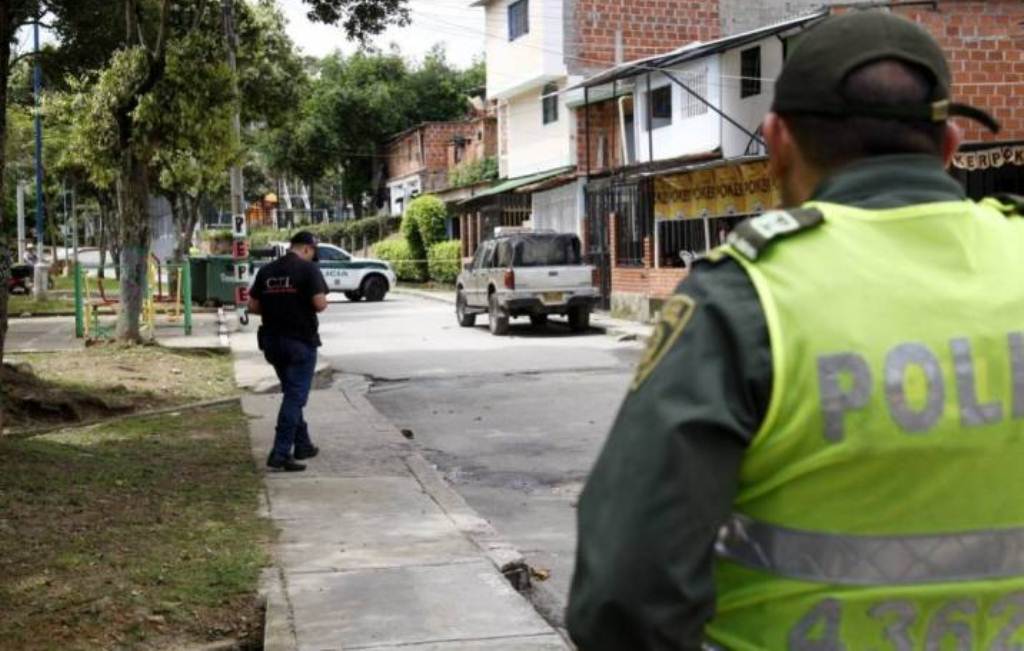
[3,347,238,431]
[8,293,78,316]
[0,350,270,650]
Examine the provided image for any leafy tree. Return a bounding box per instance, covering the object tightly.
[300,0,409,40]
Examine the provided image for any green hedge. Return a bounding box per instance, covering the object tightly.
[372,239,422,282]
[246,215,400,251]
[428,240,462,284]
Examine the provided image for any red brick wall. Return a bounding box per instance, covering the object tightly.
[570,0,721,72]
[577,98,623,174]
[387,119,499,188]
[386,131,423,181]
[887,1,1024,143]
[608,211,687,300]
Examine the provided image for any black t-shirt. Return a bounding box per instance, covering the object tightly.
[250,252,329,347]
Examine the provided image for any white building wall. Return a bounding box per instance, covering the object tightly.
[720,36,781,158]
[504,85,576,178]
[485,0,566,99]
[634,56,723,163]
[531,179,584,236]
[386,175,422,216]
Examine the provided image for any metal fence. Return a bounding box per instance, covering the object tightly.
[658,214,749,267]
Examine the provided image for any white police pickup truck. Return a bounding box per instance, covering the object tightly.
[456,228,599,335]
[259,242,397,302]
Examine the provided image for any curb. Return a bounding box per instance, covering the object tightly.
[404,454,532,589]
[260,567,297,651]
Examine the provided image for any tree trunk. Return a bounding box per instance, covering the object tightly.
[0,2,13,371]
[97,194,109,279]
[116,150,151,342]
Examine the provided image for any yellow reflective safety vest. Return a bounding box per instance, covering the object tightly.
[706,197,1024,651]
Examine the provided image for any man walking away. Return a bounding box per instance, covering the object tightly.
[248,231,329,472]
[568,10,1024,650]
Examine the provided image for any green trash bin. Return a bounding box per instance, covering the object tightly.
[189,257,209,304]
[205,255,238,306]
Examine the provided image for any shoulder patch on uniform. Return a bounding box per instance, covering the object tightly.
[631,294,696,392]
[987,193,1024,217]
[726,207,825,261]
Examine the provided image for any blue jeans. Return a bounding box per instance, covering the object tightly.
[260,333,318,459]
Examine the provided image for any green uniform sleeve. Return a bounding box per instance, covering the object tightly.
[566,258,772,650]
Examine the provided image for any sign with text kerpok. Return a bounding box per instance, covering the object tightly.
[953,144,1024,171]
[654,160,781,221]
[231,212,250,323]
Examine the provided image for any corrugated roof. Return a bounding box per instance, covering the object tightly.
[569,9,829,91]
[458,166,575,205]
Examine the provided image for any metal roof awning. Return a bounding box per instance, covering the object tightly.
[569,8,829,91]
[458,166,575,205]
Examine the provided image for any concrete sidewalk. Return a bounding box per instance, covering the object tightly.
[232,325,569,650]
[391,286,653,341]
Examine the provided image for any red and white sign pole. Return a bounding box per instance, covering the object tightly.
[232,212,250,325]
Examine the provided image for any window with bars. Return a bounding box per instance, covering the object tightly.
[658,219,706,268]
[679,68,709,118]
[741,47,762,98]
[508,0,529,41]
[542,82,559,125]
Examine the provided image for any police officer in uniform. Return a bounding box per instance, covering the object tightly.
[248,231,329,472]
[568,11,1024,650]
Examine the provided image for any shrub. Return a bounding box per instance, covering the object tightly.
[200,229,234,254]
[428,240,462,284]
[449,157,499,188]
[405,195,448,248]
[249,228,289,248]
[372,238,422,282]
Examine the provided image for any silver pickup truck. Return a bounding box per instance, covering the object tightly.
[455,229,599,335]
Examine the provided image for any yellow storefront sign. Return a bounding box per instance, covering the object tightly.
[655,160,780,221]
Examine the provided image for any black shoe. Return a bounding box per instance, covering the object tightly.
[294,446,319,461]
[267,453,306,472]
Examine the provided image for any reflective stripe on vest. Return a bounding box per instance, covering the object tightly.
[718,513,1024,586]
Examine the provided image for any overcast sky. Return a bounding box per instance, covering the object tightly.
[13,2,485,70]
[279,0,485,68]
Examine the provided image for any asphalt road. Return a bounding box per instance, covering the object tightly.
[316,292,644,614]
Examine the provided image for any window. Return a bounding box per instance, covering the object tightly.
[741,46,762,98]
[680,68,709,118]
[542,82,559,125]
[514,235,582,267]
[647,85,673,130]
[508,0,528,41]
[317,245,349,262]
[495,240,513,268]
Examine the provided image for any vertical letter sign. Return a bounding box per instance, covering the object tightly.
[232,212,250,324]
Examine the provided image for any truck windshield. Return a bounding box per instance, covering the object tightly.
[513,235,582,267]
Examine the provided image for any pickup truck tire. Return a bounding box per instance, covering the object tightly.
[456,291,476,327]
[344,291,363,302]
[529,314,548,327]
[568,306,591,333]
[488,293,509,335]
[361,275,388,302]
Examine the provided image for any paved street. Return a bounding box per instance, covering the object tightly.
[315,293,644,617]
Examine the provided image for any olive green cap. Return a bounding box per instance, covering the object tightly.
[772,10,1000,133]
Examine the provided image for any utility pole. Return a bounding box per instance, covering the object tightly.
[16,182,26,263]
[222,0,249,325]
[32,17,48,299]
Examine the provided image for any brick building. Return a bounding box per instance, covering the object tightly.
[569,1,1024,319]
[385,109,498,216]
